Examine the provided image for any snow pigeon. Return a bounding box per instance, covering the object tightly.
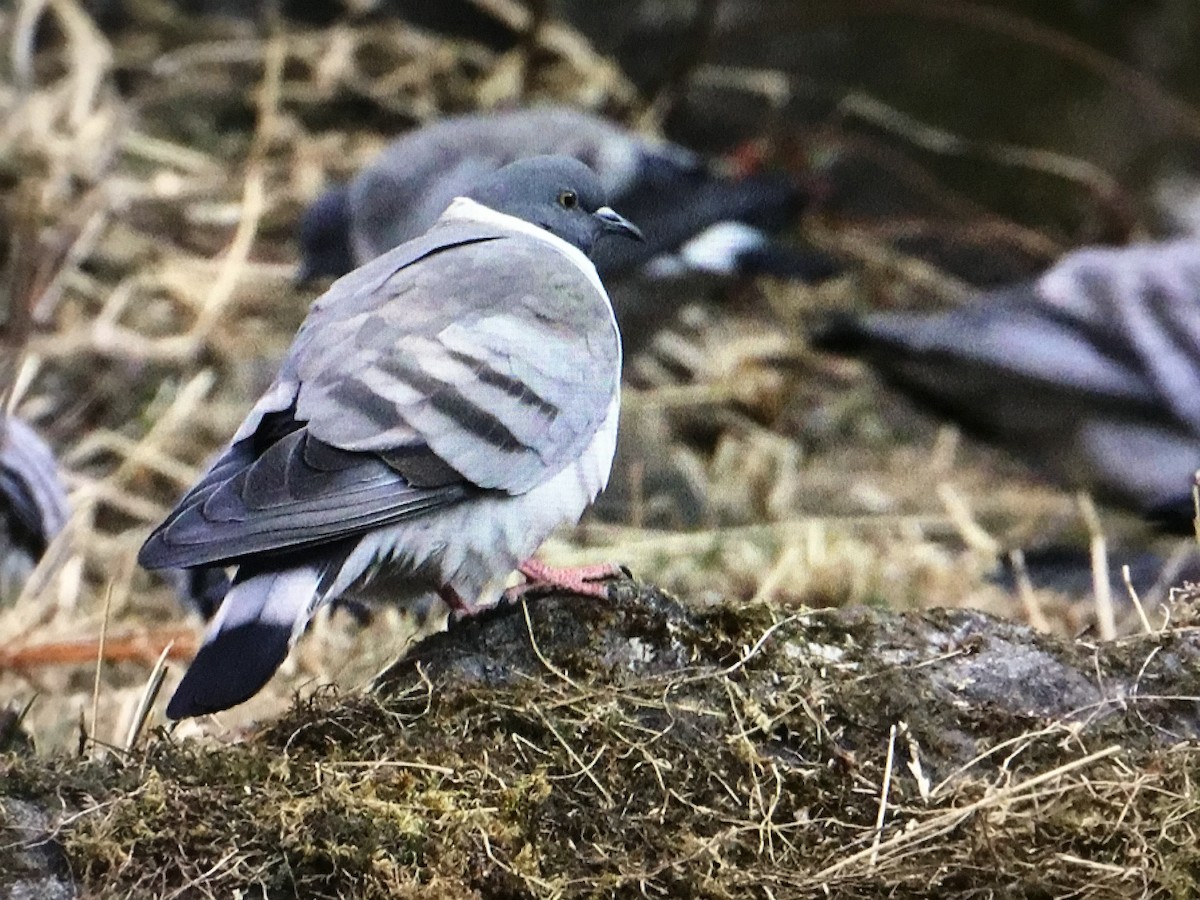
[0,415,70,600]
[812,239,1200,531]
[298,106,836,285]
[140,155,643,719]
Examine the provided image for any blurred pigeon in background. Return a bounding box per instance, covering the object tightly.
[298,106,837,285]
[0,415,70,600]
[0,187,73,603]
[812,240,1200,532]
[140,156,642,718]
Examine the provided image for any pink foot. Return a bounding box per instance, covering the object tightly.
[503,559,629,602]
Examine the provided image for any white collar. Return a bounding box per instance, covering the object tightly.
[439,197,609,301]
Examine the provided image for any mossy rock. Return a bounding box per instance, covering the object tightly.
[3,584,1200,897]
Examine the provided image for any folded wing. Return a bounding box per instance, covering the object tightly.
[141,224,619,570]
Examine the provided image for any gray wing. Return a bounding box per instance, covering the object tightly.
[140,222,619,570]
[139,412,470,569]
[812,239,1200,517]
[1041,240,1200,430]
[350,156,502,263]
[296,229,621,494]
[834,240,1200,411]
[0,416,70,551]
[845,292,1150,404]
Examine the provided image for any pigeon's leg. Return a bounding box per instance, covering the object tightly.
[438,585,474,616]
[504,558,627,601]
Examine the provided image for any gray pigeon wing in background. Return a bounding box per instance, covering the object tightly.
[0,416,71,599]
[0,417,70,547]
[300,107,831,283]
[1040,241,1200,431]
[811,240,1200,527]
[141,219,618,570]
[351,154,512,264]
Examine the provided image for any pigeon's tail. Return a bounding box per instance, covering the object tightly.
[166,561,322,719]
[676,169,807,235]
[635,150,806,228]
[0,464,50,557]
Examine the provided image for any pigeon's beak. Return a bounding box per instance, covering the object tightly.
[594,206,644,242]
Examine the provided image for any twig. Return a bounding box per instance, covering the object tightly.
[829,0,1200,143]
[47,0,113,129]
[517,0,550,98]
[478,828,558,892]
[0,627,198,670]
[641,0,723,129]
[937,482,1000,556]
[540,515,963,571]
[869,723,899,868]
[11,0,49,88]
[840,91,1128,218]
[89,583,114,757]
[107,368,215,489]
[123,641,174,752]
[1008,549,1051,633]
[1192,481,1200,545]
[534,708,614,808]
[464,0,637,106]
[676,615,804,686]
[327,760,455,775]
[1120,565,1154,637]
[1077,493,1115,641]
[520,596,582,690]
[810,744,1122,881]
[750,542,806,604]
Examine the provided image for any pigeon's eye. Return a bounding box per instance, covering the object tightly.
[558,190,578,210]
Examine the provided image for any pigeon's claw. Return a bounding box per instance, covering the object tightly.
[503,559,627,602]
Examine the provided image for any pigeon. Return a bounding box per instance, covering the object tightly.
[0,415,70,600]
[811,239,1200,531]
[140,155,643,719]
[298,106,837,285]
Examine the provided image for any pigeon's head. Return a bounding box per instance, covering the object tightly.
[297,185,356,283]
[465,155,643,256]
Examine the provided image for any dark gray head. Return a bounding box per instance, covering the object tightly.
[297,185,355,283]
[464,155,643,256]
